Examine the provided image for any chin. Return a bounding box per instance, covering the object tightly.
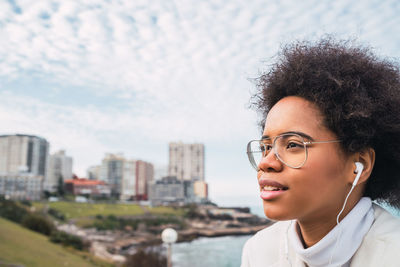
[263,201,293,221]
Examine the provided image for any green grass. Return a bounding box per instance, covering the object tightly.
[33,202,184,219]
[33,202,144,219]
[0,217,114,267]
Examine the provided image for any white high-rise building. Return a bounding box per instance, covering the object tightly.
[121,160,136,200]
[0,134,49,200]
[168,142,205,181]
[0,134,49,176]
[100,153,154,200]
[46,150,73,192]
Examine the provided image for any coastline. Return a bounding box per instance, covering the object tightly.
[177,224,268,242]
[58,205,271,263]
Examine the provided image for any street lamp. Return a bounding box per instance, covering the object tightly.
[161,228,178,267]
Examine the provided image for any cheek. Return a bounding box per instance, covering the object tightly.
[297,152,347,195]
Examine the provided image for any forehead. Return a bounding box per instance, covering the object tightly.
[264,96,332,139]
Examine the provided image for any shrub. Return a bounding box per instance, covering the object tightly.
[50,230,86,250]
[0,199,29,223]
[125,247,167,267]
[183,204,205,219]
[20,200,32,207]
[22,213,54,236]
[48,208,66,221]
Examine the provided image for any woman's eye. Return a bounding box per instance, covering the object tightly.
[286,142,302,149]
[259,144,272,153]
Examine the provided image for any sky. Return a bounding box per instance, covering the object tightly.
[0,0,399,208]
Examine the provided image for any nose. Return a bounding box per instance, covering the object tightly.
[257,149,283,172]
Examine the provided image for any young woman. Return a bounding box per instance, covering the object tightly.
[241,39,400,267]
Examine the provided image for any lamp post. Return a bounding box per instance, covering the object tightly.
[161,228,178,267]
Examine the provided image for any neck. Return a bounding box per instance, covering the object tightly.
[287,197,375,267]
[297,215,336,247]
[297,193,362,248]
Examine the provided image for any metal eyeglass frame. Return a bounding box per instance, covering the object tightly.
[247,133,341,171]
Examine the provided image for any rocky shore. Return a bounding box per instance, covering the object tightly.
[57,205,270,265]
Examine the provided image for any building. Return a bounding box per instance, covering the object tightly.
[149,176,207,205]
[193,180,208,201]
[100,153,124,197]
[87,165,101,180]
[46,150,73,192]
[0,134,49,200]
[99,153,154,200]
[0,174,43,200]
[168,142,204,181]
[0,134,49,177]
[135,160,154,200]
[64,178,111,197]
[167,142,208,202]
[149,176,185,205]
[121,160,136,200]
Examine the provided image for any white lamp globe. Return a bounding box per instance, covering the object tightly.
[161,228,178,244]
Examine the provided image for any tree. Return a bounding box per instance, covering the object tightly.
[57,175,65,197]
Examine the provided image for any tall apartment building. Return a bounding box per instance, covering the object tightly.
[100,153,124,197]
[135,160,154,200]
[122,160,136,200]
[168,142,205,181]
[100,153,154,200]
[46,150,73,192]
[167,142,208,202]
[0,134,49,200]
[0,134,49,176]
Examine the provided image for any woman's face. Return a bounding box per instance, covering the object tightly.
[258,96,354,223]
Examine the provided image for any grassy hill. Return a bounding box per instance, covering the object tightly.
[33,202,184,219]
[0,217,113,267]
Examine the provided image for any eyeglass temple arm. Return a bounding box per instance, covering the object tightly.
[304,140,341,145]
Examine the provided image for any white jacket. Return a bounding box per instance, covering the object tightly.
[241,204,400,267]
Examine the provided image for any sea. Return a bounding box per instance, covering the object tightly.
[171,235,250,267]
[170,205,263,267]
[170,204,399,267]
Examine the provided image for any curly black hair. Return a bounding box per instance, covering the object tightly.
[252,38,400,208]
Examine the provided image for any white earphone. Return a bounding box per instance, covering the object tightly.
[352,162,364,186]
[336,161,364,224]
[329,161,365,265]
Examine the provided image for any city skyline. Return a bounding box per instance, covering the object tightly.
[1,0,399,207]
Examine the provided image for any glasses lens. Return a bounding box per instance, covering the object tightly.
[247,140,271,170]
[274,134,306,168]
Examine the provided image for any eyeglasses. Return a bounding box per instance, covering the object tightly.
[247,133,340,170]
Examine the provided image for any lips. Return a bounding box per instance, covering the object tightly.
[259,179,288,200]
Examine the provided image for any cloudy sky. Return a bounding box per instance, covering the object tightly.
[1,0,399,207]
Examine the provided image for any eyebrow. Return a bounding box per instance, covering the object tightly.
[261,131,315,141]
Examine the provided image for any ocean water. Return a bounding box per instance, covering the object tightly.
[169,206,264,267]
[171,235,251,267]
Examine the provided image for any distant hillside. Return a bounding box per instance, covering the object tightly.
[0,217,113,267]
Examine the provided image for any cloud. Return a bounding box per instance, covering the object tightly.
[0,0,399,204]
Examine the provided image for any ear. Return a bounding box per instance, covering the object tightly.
[350,148,375,186]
